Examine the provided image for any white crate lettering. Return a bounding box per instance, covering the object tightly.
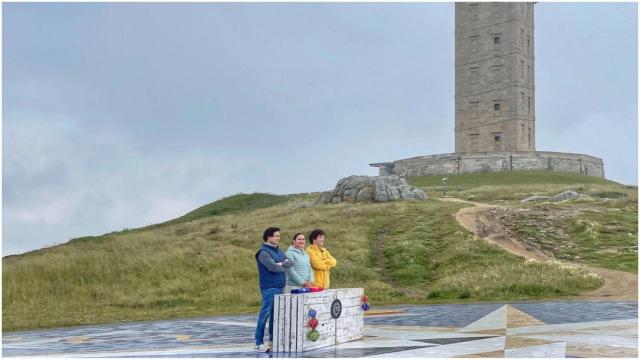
[273,288,365,352]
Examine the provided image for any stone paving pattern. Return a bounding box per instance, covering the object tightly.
[3,301,637,358]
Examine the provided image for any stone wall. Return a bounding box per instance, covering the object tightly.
[371,151,604,178]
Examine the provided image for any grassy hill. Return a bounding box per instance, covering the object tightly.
[3,171,637,331]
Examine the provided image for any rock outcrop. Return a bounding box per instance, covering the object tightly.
[318,175,427,204]
[521,195,552,203]
[521,190,591,203]
[550,190,591,202]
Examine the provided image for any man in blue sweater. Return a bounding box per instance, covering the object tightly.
[254,227,293,352]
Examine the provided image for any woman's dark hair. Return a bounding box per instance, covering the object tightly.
[263,227,281,242]
[292,233,305,243]
[309,229,325,244]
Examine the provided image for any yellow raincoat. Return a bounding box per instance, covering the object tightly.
[307,244,337,289]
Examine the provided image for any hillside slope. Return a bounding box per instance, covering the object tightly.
[3,171,636,331]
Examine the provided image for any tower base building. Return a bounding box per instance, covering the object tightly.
[371,151,604,178]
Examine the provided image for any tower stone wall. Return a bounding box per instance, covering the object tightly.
[455,2,536,153]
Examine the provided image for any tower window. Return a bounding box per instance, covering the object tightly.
[494,103,501,111]
[528,96,531,114]
[494,134,501,143]
[494,36,500,44]
[470,134,479,151]
[469,101,480,116]
[470,35,479,52]
[469,3,478,21]
[470,66,480,83]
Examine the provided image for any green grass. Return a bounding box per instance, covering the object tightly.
[369,202,601,301]
[568,206,638,272]
[407,171,628,201]
[3,194,605,331]
[407,171,619,189]
[497,199,638,273]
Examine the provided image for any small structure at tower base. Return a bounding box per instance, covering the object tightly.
[371,151,604,178]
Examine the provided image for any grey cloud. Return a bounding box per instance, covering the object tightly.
[3,3,637,255]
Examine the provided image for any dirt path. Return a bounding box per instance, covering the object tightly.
[439,197,638,301]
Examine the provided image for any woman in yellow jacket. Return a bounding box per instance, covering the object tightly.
[307,229,337,289]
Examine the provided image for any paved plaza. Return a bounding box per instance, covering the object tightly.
[3,301,637,358]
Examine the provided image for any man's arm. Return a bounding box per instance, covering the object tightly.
[257,251,286,273]
[282,256,294,269]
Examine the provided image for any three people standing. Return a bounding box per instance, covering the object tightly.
[254,227,337,352]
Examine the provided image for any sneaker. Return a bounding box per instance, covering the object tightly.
[254,344,269,352]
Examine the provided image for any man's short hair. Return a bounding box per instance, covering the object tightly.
[263,227,281,242]
[309,229,325,244]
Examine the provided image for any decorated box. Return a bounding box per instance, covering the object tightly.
[273,288,365,353]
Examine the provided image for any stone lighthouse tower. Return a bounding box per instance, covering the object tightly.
[370,2,604,178]
[455,2,535,153]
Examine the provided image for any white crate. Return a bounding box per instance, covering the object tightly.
[273,288,364,353]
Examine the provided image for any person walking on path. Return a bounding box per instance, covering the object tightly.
[254,227,293,352]
[284,233,314,293]
[307,229,337,289]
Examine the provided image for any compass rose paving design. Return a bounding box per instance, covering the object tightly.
[3,301,637,358]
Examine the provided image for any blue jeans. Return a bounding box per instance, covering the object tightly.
[255,287,283,346]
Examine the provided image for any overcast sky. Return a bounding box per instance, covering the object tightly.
[3,2,637,255]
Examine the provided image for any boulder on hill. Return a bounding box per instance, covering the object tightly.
[550,190,591,202]
[521,195,552,203]
[318,175,428,204]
